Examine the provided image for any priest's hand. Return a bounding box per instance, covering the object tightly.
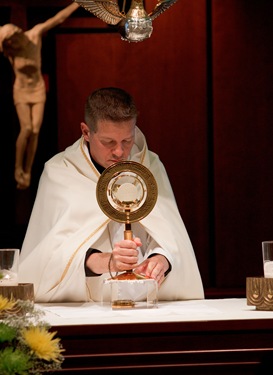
[134,254,169,285]
[111,237,142,272]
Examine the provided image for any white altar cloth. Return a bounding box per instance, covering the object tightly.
[37,298,273,326]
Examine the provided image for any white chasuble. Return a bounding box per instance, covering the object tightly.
[19,127,204,302]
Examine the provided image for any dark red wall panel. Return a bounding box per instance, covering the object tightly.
[212,0,273,286]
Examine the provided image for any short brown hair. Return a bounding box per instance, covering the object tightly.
[84,87,138,132]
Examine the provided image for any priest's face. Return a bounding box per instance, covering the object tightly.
[81,119,135,169]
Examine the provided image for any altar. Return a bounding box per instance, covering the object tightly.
[39,298,273,374]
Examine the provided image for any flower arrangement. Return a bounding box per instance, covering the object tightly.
[0,295,64,374]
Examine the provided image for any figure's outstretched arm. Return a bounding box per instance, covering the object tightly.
[35,2,79,34]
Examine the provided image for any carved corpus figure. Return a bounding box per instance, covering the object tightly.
[0,2,79,189]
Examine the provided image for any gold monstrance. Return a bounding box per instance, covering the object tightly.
[96,161,158,280]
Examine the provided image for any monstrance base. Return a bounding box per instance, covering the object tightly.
[111,271,150,281]
[103,277,158,310]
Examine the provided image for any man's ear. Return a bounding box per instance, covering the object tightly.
[81,122,90,141]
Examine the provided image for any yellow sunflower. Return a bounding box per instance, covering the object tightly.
[0,295,17,311]
[21,326,64,362]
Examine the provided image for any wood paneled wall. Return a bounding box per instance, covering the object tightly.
[212,0,273,287]
[0,0,272,295]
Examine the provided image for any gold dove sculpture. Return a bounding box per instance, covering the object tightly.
[74,0,178,42]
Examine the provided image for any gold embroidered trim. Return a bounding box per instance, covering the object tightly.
[80,136,100,178]
[140,143,146,165]
[49,218,110,291]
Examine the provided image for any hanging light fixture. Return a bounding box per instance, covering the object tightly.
[74,0,178,42]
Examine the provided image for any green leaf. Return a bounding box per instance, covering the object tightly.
[0,347,31,375]
[0,323,17,343]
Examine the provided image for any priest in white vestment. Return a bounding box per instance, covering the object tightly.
[19,87,204,302]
